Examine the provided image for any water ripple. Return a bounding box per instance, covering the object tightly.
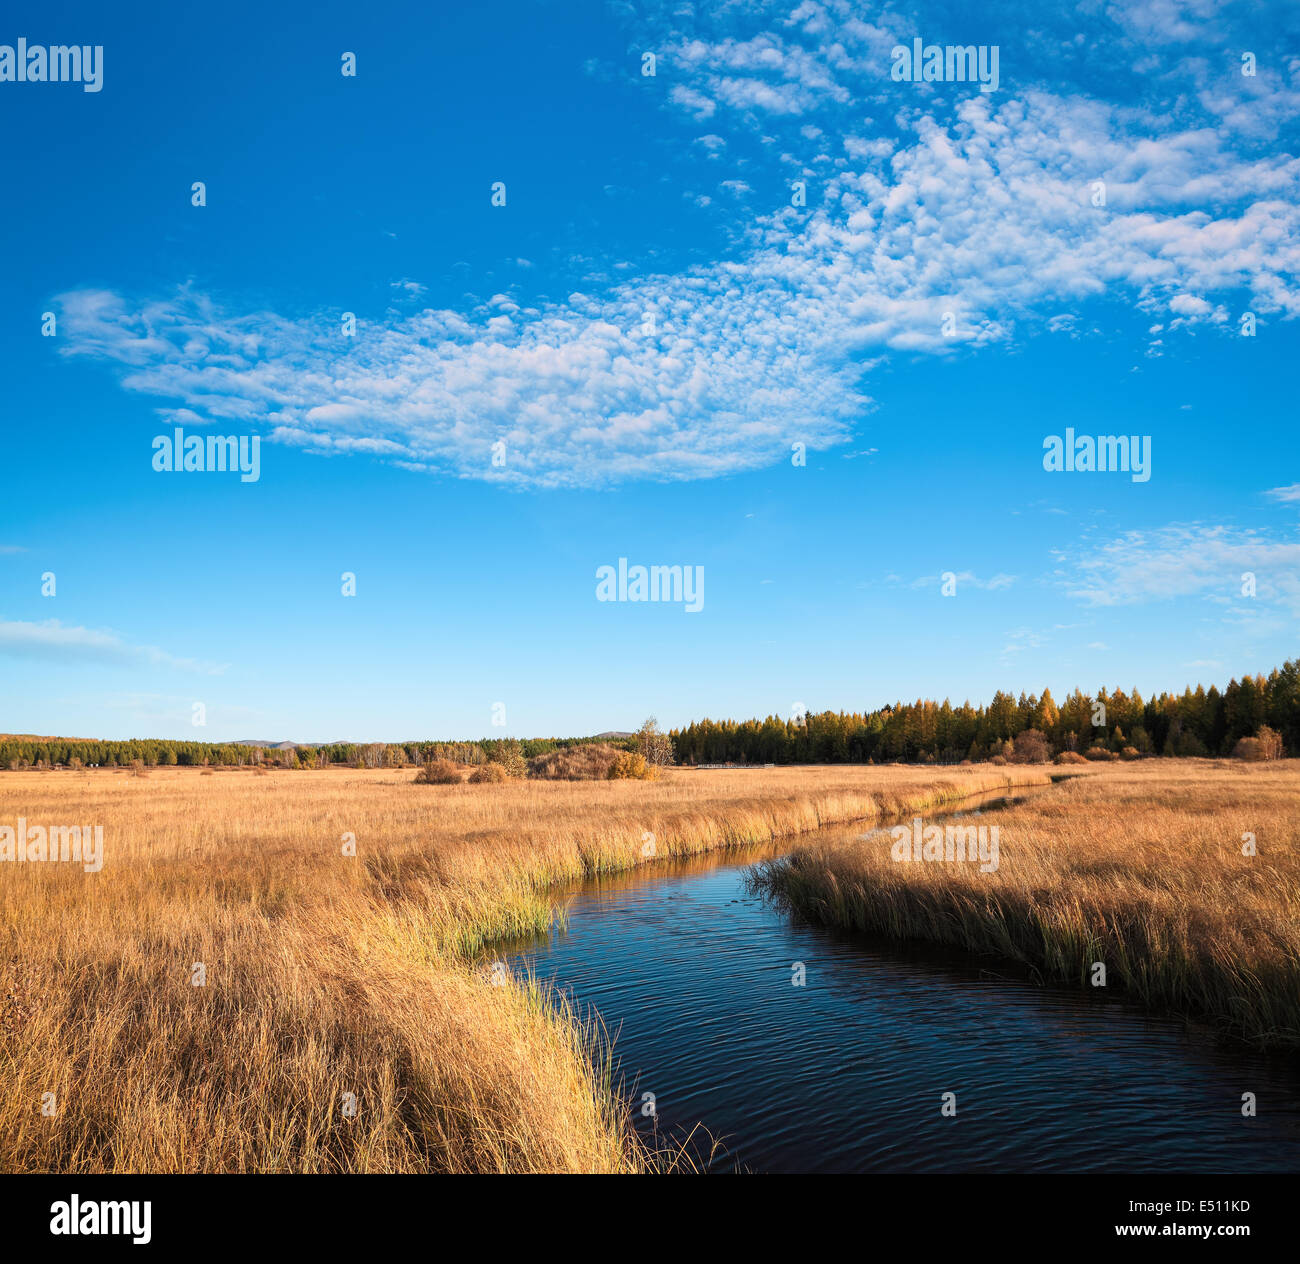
[505,820,1300,1174]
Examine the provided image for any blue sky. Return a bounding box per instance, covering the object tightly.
[2,0,1298,742]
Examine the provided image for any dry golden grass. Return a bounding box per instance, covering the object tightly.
[0,763,1043,1173]
[758,760,1300,1049]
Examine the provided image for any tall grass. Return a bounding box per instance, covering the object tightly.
[756,760,1300,1048]
[0,763,1042,1172]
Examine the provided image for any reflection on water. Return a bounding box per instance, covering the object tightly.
[503,794,1300,1173]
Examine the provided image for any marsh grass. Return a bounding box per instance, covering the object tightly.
[0,764,1043,1172]
[756,760,1300,1048]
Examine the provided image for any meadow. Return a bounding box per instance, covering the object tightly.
[757,760,1300,1049]
[0,762,1048,1173]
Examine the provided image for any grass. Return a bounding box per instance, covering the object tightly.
[0,763,1044,1173]
[755,759,1300,1049]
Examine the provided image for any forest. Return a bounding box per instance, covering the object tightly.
[0,733,618,771]
[669,661,1300,765]
[3,662,1297,770]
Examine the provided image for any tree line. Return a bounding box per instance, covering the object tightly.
[0,734,622,771]
[669,661,1300,765]
[7,667,1296,772]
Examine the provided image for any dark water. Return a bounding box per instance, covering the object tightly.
[501,794,1300,1173]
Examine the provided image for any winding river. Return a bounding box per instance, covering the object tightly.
[501,790,1300,1173]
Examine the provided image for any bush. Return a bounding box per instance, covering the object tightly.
[528,743,621,781]
[607,751,652,780]
[468,762,509,784]
[1055,750,1088,765]
[1120,746,1142,761]
[988,754,1008,766]
[1011,729,1051,764]
[1232,737,1265,762]
[415,759,461,785]
[1084,746,1119,762]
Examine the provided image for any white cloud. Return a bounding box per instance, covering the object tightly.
[1106,0,1225,45]
[1059,524,1300,612]
[912,571,1017,591]
[52,2,1300,490]
[0,619,227,674]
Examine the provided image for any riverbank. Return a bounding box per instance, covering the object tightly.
[756,760,1300,1049]
[0,764,1047,1173]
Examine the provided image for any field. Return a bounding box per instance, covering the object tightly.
[758,760,1300,1049]
[0,762,1047,1174]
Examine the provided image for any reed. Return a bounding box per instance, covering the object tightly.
[756,760,1300,1048]
[0,763,1044,1172]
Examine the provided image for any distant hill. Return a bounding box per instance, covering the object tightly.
[7,733,632,751]
[0,733,96,743]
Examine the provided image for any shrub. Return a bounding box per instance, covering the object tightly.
[1232,737,1265,762]
[1084,746,1119,762]
[1011,729,1051,764]
[528,744,621,781]
[1120,746,1142,761]
[988,754,1008,766]
[468,762,509,784]
[415,759,461,785]
[607,751,652,780]
[1055,750,1088,765]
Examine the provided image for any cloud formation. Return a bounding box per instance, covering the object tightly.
[1058,524,1300,612]
[52,0,1300,489]
[0,619,227,674]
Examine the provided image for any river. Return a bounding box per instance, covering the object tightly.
[500,790,1300,1173]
